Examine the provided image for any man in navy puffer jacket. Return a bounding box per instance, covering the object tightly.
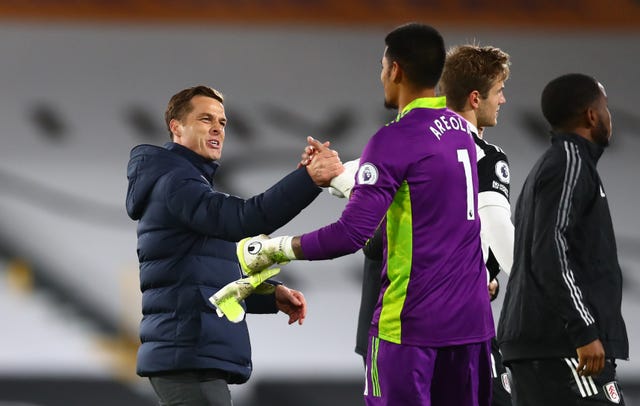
[126,85,343,406]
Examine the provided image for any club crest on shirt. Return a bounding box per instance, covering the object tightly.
[604,381,621,403]
[357,163,379,185]
[500,373,511,394]
[495,160,510,184]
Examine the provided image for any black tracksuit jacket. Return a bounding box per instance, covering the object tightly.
[497,132,628,363]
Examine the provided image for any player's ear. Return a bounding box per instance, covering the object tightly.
[468,90,481,109]
[169,119,182,138]
[390,61,402,84]
[585,106,598,129]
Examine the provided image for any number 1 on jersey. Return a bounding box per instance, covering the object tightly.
[457,149,475,220]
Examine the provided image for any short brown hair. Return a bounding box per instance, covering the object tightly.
[440,45,510,112]
[165,85,224,139]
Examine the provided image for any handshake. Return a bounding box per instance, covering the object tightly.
[209,235,295,323]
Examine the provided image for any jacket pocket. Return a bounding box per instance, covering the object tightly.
[196,286,251,366]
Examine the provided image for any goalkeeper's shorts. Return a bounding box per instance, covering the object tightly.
[364,335,492,406]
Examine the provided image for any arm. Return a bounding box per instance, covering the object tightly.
[297,130,401,260]
[476,147,514,274]
[242,284,307,325]
[236,129,399,270]
[478,192,514,274]
[165,168,320,240]
[165,137,341,241]
[209,268,305,325]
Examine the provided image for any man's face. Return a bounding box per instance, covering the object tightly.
[171,95,227,161]
[380,51,398,110]
[476,79,506,128]
[592,84,612,147]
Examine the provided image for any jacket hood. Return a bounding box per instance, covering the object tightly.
[126,144,175,220]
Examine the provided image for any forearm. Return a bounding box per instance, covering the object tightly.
[478,203,514,274]
[239,167,321,236]
[245,292,278,314]
[297,187,387,260]
[292,236,305,259]
[297,220,371,260]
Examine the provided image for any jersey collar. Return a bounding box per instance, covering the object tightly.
[396,96,447,121]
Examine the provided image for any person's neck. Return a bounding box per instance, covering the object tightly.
[452,107,480,137]
[397,87,437,113]
[557,126,594,143]
[452,106,478,127]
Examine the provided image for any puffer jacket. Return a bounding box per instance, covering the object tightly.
[126,142,320,383]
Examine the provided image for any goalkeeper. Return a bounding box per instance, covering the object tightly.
[214,23,494,406]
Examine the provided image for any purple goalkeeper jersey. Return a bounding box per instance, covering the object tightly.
[301,97,494,346]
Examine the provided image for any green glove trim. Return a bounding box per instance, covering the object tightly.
[209,267,281,323]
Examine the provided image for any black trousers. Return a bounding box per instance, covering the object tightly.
[491,338,513,406]
[508,358,624,406]
[149,370,233,406]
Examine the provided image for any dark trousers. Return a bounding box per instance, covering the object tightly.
[149,370,233,406]
[491,338,513,406]
[509,358,624,406]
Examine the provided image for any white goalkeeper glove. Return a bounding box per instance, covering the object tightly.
[328,158,360,198]
[237,234,296,275]
[209,267,281,323]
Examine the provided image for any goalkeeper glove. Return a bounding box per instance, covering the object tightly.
[209,267,281,323]
[328,158,360,198]
[237,234,296,275]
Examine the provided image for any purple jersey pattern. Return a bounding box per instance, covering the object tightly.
[301,97,494,346]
